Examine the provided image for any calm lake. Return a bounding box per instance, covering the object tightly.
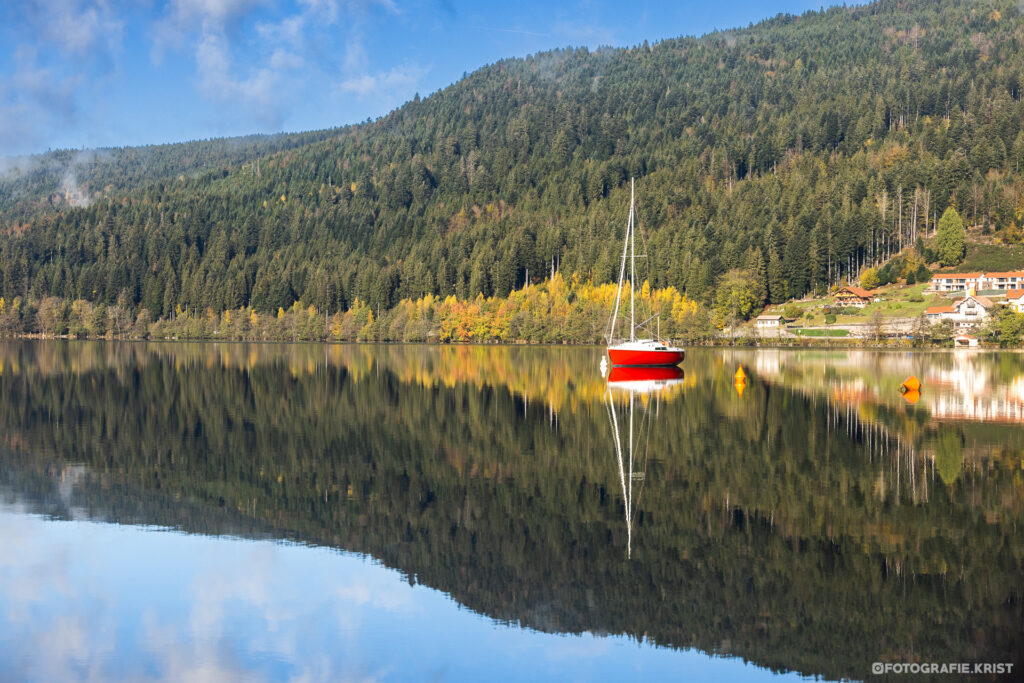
[1,341,1022,681]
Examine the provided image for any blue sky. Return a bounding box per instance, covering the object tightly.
[0,1,844,156]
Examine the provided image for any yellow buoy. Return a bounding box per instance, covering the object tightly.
[900,376,921,393]
[735,365,747,383]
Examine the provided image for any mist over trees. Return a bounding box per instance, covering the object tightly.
[2,0,1024,320]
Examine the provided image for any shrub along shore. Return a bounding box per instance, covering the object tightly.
[1,273,1021,347]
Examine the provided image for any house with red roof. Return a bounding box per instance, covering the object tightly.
[1007,289,1024,313]
[924,305,955,321]
[927,271,1024,293]
[928,273,985,293]
[924,294,994,329]
[833,286,874,308]
[984,271,1024,291]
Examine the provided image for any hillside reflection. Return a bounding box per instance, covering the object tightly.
[0,341,1022,680]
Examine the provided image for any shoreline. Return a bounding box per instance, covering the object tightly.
[3,334,1020,351]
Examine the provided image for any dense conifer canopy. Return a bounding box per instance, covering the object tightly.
[1,0,1023,317]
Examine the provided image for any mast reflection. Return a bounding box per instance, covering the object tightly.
[604,366,684,558]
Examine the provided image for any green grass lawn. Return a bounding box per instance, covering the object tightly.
[754,238,1021,333]
[790,283,948,325]
[859,296,934,318]
[794,328,850,337]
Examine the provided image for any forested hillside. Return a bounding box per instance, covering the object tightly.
[2,0,1024,321]
[0,129,339,219]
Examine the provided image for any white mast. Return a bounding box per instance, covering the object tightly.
[608,181,633,344]
[622,180,630,344]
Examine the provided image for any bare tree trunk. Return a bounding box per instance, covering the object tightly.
[921,187,931,238]
[911,188,919,244]
[897,185,903,252]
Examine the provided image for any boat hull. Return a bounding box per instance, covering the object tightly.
[607,347,685,367]
[608,366,684,386]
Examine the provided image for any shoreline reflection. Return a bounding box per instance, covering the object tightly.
[0,341,1021,680]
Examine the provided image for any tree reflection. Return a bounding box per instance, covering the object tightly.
[0,341,1021,679]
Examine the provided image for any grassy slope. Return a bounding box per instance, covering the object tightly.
[761,232,1024,329]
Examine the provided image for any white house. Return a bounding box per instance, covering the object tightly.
[924,305,954,321]
[756,314,783,329]
[928,273,985,293]
[984,271,1024,291]
[950,295,994,328]
[924,295,994,328]
[927,271,1024,293]
[1007,289,1024,313]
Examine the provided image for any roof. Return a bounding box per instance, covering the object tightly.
[1007,289,1024,300]
[836,286,872,298]
[932,273,984,280]
[985,271,1024,278]
[955,295,994,308]
[925,306,954,314]
[757,314,783,320]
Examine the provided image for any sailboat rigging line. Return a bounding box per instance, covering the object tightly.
[633,313,661,335]
[607,187,633,345]
[605,391,630,547]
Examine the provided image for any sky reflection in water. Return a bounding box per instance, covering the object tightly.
[0,504,796,682]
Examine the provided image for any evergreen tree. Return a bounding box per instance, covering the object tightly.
[767,247,786,305]
[936,206,966,268]
[745,247,767,308]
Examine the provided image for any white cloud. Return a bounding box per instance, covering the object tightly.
[163,0,268,32]
[0,2,121,154]
[152,0,412,132]
[551,19,616,48]
[25,0,124,58]
[0,47,80,154]
[339,62,429,102]
[193,32,304,128]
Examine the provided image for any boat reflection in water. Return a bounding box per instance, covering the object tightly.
[604,365,684,558]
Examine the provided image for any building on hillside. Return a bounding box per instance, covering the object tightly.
[924,305,955,322]
[1006,289,1024,313]
[927,271,1024,293]
[924,295,994,328]
[833,286,873,308]
[928,273,985,293]
[984,271,1024,290]
[949,295,994,328]
[756,314,784,330]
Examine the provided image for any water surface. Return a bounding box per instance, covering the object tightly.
[0,342,1022,681]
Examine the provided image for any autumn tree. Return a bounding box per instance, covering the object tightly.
[713,269,759,327]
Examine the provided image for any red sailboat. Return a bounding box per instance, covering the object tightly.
[606,179,685,367]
